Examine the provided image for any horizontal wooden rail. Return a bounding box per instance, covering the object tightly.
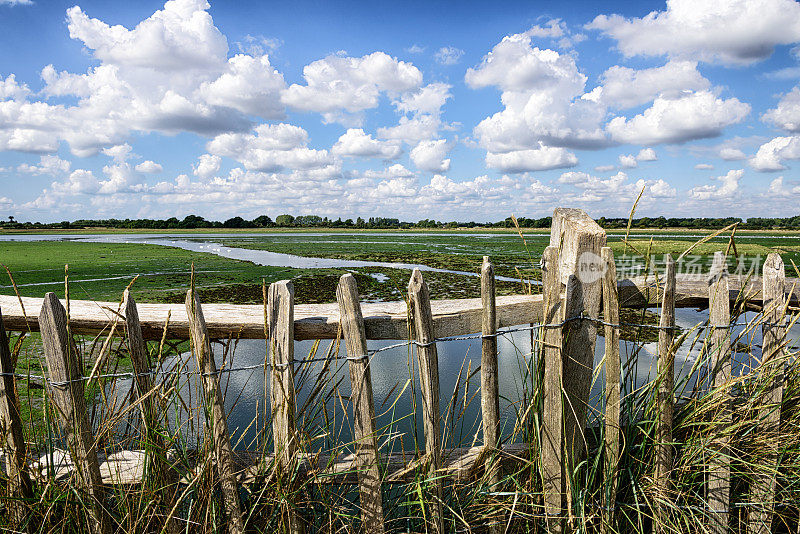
[1,274,798,340]
[34,443,530,487]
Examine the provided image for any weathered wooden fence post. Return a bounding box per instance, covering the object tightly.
[600,247,620,533]
[185,289,245,534]
[267,280,305,534]
[748,253,786,534]
[336,274,385,533]
[39,292,112,534]
[549,208,606,464]
[654,254,676,533]
[123,290,177,531]
[541,246,564,533]
[408,269,444,534]
[0,307,33,530]
[707,252,731,534]
[480,257,502,534]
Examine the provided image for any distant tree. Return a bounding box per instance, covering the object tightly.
[223,216,252,228]
[253,215,273,227]
[275,214,295,226]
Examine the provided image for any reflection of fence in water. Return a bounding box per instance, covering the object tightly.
[0,207,797,533]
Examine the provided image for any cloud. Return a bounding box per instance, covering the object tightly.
[66,0,228,71]
[637,147,657,161]
[467,31,608,154]
[689,169,743,199]
[763,86,800,133]
[234,35,282,56]
[606,91,750,145]
[584,60,709,109]
[102,143,133,162]
[434,47,464,65]
[281,51,422,125]
[695,163,714,170]
[525,19,586,49]
[587,0,800,65]
[0,0,33,6]
[750,136,800,171]
[199,54,286,119]
[410,139,451,172]
[207,123,333,173]
[193,153,221,179]
[135,160,163,174]
[618,154,637,168]
[485,144,577,173]
[17,155,71,175]
[0,74,30,100]
[406,44,425,54]
[332,128,402,159]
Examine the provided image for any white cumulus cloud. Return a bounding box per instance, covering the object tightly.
[410,139,451,173]
[606,91,750,145]
[750,136,800,171]
[587,0,800,65]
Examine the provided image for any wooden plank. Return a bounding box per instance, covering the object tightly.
[35,442,534,486]
[541,246,564,534]
[748,253,786,534]
[550,208,606,463]
[707,252,731,534]
[185,289,245,534]
[0,294,542,340]
[480,257,502,534]
[2,273,798,340]
[408,269,445,534]
[122,290,178,533]
[654,254,676,534]
[0,306,33,531]
[267,280,305,534]
[600,247,620,534]
[39,292,112,534]
[335,274,385,533]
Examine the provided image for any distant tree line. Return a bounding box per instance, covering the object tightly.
[3,213,800,230]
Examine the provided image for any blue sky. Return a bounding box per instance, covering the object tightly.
[1,0,800,222]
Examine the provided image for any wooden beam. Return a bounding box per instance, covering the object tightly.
[336,274,385,533]
[541,246,564,534]
[39,292,112,534]
[2,273,798,340]
[34,442,533,487]
[707,252,731,534]
[186,289,245,534]
[601,247,620,534]
[654,254,676,534]
[408,269,444,534]
[748,253,786,534]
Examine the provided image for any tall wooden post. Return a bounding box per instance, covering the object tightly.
[408,269,444,534]
[39,292,112,534]
[267,280,305,534]
[748,253,786,534]
[480,257,502,534]
[601,247,620,533]
[549,208,606,463]
[0,307,33,530]
[185,289,244,534]
[707,252,731,534]
[123,290,177,532]
[336,274,385,533]
[654,254,676,533]
[541,246,564,533]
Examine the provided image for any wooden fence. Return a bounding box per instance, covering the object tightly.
[0,208,796,533]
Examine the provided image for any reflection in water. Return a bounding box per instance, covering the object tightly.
[109,308,793,453]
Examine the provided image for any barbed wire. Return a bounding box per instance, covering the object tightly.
[2,311,793,388]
